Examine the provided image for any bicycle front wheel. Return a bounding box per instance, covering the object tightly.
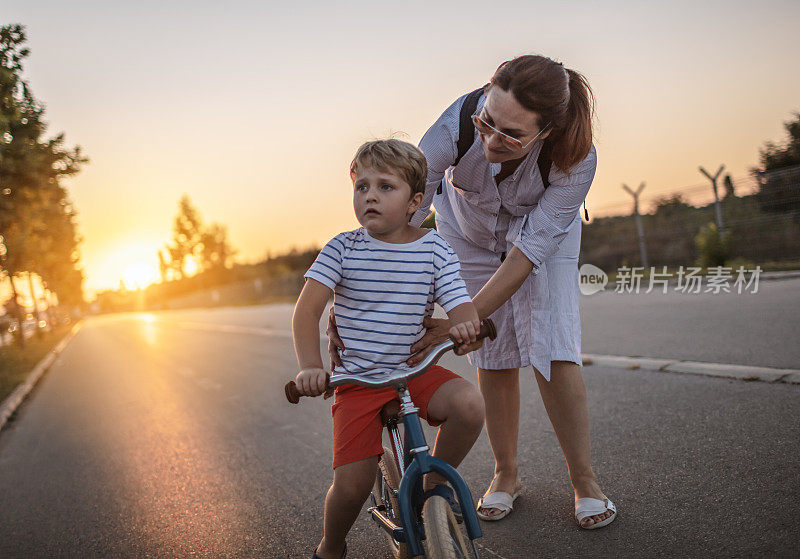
[422,495,476,559]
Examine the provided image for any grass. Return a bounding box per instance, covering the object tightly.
[0,325,72,403]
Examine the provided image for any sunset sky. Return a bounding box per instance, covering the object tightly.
[4,0,799,295]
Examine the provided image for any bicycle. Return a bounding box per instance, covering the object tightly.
[285,319,497,559]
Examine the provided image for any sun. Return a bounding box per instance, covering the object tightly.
[122,262,159,290]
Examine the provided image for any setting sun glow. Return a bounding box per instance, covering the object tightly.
[123,262,159,290]
[86,237,164,293]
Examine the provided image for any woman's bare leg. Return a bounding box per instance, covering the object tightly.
[536,360,613,527]
[476,367,522,517]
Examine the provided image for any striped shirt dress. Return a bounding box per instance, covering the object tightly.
[410,91,597,380]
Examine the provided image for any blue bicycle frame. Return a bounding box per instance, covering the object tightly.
[286,319,497,557]
[386,384,482,557]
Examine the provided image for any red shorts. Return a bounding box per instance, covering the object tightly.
[331,365,460,469]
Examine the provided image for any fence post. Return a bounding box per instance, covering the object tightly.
[699,165,726,235]
[622,182,649,269]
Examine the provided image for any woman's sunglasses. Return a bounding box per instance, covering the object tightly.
[471,113,550,151]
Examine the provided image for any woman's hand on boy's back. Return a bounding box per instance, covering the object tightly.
[326,308,344,368]
[409,316,484,363]
[408,317,451,365]
[295,367,332,398]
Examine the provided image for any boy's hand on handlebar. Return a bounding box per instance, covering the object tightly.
[295,368,329,397]
[450,319,484,355]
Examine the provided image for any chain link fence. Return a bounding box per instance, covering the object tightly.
[581,166,800,271]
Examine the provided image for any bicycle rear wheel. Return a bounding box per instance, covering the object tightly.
[422,495,476,559]
[373,446,411,559]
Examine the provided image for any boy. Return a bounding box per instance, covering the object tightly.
[292,139,486,559]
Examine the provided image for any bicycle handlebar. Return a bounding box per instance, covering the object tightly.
[285,319,496,404]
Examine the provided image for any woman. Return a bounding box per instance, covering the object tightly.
[330,55,615,529]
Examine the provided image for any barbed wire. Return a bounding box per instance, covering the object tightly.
[590,171,764,217]
[757,162,800,180]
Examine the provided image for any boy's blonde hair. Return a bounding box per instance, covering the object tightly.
[350,139,428,196]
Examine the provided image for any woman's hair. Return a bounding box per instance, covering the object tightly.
[350,139,428,196]
[490,55,595,172]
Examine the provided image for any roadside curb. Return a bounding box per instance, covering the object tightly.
[0,321,83,433]
[582,353,800,384]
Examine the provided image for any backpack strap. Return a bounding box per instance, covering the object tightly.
[437,86,485,195]
[537,141,589,220]
[455,85,486,166]
[537,139,553,189]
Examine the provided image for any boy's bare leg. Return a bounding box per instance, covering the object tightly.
[477,367,522,517]
[316,456,380,559]
[424,378,486,489]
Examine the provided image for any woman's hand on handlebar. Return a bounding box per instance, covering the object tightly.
[295,367,333,399]
[326,307,344,368]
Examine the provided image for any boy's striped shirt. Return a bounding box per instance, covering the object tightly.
[305,228,472,378]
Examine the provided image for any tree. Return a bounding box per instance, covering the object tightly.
[166,195,203,279]
[723,174,735,198]
[0,24,86,345]
[161,195,237,281]
[652,193,692,217]
[199,223,235,271]
[36,195,84,311]
[158,249,169,283]
[754,112,800,214]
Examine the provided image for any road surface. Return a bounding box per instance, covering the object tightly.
[1,282,798,557]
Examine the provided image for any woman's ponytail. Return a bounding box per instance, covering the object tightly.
[490,55,595,173]
[551,68,595,172]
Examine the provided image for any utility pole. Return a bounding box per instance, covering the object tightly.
[699,164,725,234]
[622,182,649,269]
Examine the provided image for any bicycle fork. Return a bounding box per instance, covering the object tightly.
[392,385,482,558]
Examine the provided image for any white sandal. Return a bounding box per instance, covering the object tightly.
[575,497,617,529]
[476,490,521,521]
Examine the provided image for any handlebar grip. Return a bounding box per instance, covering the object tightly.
[285,373,331,404]
[479,318,497,341]
[285,381,301,404]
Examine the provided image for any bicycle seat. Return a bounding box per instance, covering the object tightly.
[380,400,401,425]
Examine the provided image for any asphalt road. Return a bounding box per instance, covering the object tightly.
[580,276,800,369]
[0,296,798,557]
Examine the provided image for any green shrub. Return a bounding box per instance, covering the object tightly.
[695,222,731,268]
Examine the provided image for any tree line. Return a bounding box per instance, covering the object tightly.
[0,25,86,347]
